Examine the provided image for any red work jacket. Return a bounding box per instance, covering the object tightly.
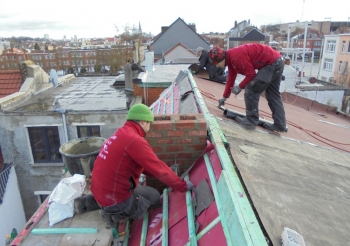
[90,121,187,207]
[223,43,281,98]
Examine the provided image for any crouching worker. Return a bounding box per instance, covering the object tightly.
[89,103,194,227]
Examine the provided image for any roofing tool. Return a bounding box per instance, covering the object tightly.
[218,105,225,111]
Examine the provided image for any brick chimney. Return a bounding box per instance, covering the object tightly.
[145,114,207,192]
[188,23,196,32]
[161,26,169,33]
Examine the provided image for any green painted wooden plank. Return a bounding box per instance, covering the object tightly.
[184,216,221,246]
[203,154,232,245]
[123,220,130,246]
[184,176,197,246]
[187,71,228,144]
[31,228,97,234]
[140,212,149,246]
[162,188,169,246]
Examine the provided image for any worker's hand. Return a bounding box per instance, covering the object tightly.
[218,97,227,107]
[231,85,242,95]
[186,181,194,191]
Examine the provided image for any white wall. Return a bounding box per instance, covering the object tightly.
[292,90,344,111]
[165,46,197,64]
[0,166,26,246]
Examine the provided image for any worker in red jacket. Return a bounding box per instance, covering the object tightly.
[90,103,194,226]
[208,44,287,132]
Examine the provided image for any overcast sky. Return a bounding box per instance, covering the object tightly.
[1,0,349,40]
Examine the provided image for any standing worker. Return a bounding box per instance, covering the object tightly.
[192,47,226,83]
[90,104,194,227]
[208,44,288,132]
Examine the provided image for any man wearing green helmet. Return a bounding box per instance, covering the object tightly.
[90,103,194,227]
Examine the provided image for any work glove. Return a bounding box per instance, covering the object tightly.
[218,97,227,107]
[231,85,242,95]
[192,70,197,75]
[186,181,194,191]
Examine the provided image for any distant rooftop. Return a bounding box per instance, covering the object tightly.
[0,70,22,98]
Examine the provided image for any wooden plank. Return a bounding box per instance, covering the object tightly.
[58,210,112,246]
[18,207,77,246]
[31,228,97,234]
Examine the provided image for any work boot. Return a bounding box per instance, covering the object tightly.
[235,116,256,130]
[261,122,288,132]
[74,194,100,214]
[74,196,86,214]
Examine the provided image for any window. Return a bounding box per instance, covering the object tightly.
[313,48,321,51]
[341,41,346,53]
[314,41,321,45]
[34,191,51,204]
[323,58,333,71]
[338,61,343,73]
[28,127,62,163]
[348,42,350,53]
[326,40,336,52]
[77,126,101,138]
[344,62,348,74]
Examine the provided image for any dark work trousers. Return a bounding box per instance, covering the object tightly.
[102,186,160,223]
[211,67,226,83]
[244,58,286,128]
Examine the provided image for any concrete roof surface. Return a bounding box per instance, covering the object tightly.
[14,76,129,112]
[193,74,350,246]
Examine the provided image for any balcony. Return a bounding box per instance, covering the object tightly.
[0,164,12,204]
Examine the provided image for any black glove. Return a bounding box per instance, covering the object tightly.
[186,181,194,191]
[218,97,227,107]
[231,85,242,95]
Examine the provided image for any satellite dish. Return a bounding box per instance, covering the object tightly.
[49,69,59,87]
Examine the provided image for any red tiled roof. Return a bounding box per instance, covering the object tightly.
[0,70,22,98]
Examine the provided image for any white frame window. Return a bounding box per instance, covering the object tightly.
[341,41,346,53]
[323,58,333,71]
[27,126,62,163]
[344,62,348,74]
[326,40,336,52]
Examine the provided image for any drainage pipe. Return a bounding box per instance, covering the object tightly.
[54,108,72,143]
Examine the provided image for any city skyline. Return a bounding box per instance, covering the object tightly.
[1,0,350,39]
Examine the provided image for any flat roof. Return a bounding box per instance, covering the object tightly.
[14,76,129,112]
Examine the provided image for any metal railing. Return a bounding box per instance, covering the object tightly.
[0,163,12,204]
